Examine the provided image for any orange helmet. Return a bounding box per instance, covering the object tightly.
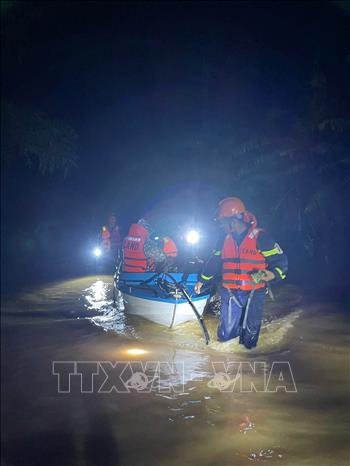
[218,197,246,219]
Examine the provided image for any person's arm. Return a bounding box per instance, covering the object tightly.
[199,250,222,283]
[257,231,288,282]
[195,236,224,293]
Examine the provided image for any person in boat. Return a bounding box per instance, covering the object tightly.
[194,197,288,349]
[122,218,177,272]
[100,213,122,259]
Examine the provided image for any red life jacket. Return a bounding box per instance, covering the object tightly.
[122,224,149,272]
[162,237,177,257]
[101,226,111,251]
[101,225,121,252]
[221,213,266,291]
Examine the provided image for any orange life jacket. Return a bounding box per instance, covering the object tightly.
[162,237,177,257]
[101,226,111,251]
[122,224,149,272]
[221,214,266,291]
[101,225,121,252]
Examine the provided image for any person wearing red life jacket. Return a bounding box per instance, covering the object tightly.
[194,197,288,349]
[100,213,121,258]
[122,218,178,272]
[162,236,177,258]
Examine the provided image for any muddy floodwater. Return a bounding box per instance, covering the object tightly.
[2,276,349,466]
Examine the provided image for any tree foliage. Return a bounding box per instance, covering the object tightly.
[212,65,350,267]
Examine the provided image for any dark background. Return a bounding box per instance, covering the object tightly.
[2,1,349,298]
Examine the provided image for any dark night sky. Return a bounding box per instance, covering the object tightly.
[2,0,350,289]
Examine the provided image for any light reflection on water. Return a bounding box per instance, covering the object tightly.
[84,279,110,310]
[2,276,349,466]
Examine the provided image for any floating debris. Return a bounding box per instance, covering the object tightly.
[239,415,255,434]
[248,448,285,462]
[206,420,216,427]
[181,400,201,406]
[155,394,176,400]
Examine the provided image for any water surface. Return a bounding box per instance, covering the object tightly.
[2,276,349,466]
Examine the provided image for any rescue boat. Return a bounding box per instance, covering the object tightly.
[114,271,210,327]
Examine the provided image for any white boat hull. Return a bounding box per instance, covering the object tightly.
[121,292,208,327]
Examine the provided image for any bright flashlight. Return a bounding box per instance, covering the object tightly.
[125,348,148,356]
[93,247,102,257]
[186,230,200,245]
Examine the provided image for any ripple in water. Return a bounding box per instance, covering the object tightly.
[84,280,303,354]
[83,281,138,338]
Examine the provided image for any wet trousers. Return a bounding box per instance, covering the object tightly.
[217,287,265,349]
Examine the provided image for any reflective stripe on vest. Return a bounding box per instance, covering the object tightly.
[221,226,266,290]
[122,224,149,272]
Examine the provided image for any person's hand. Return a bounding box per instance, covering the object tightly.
[194,281,203,294]
[251,269,275,284]
[261,270,275,282]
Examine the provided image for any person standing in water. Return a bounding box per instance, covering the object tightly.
[100,213,122,259]
[195,197,288,349]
